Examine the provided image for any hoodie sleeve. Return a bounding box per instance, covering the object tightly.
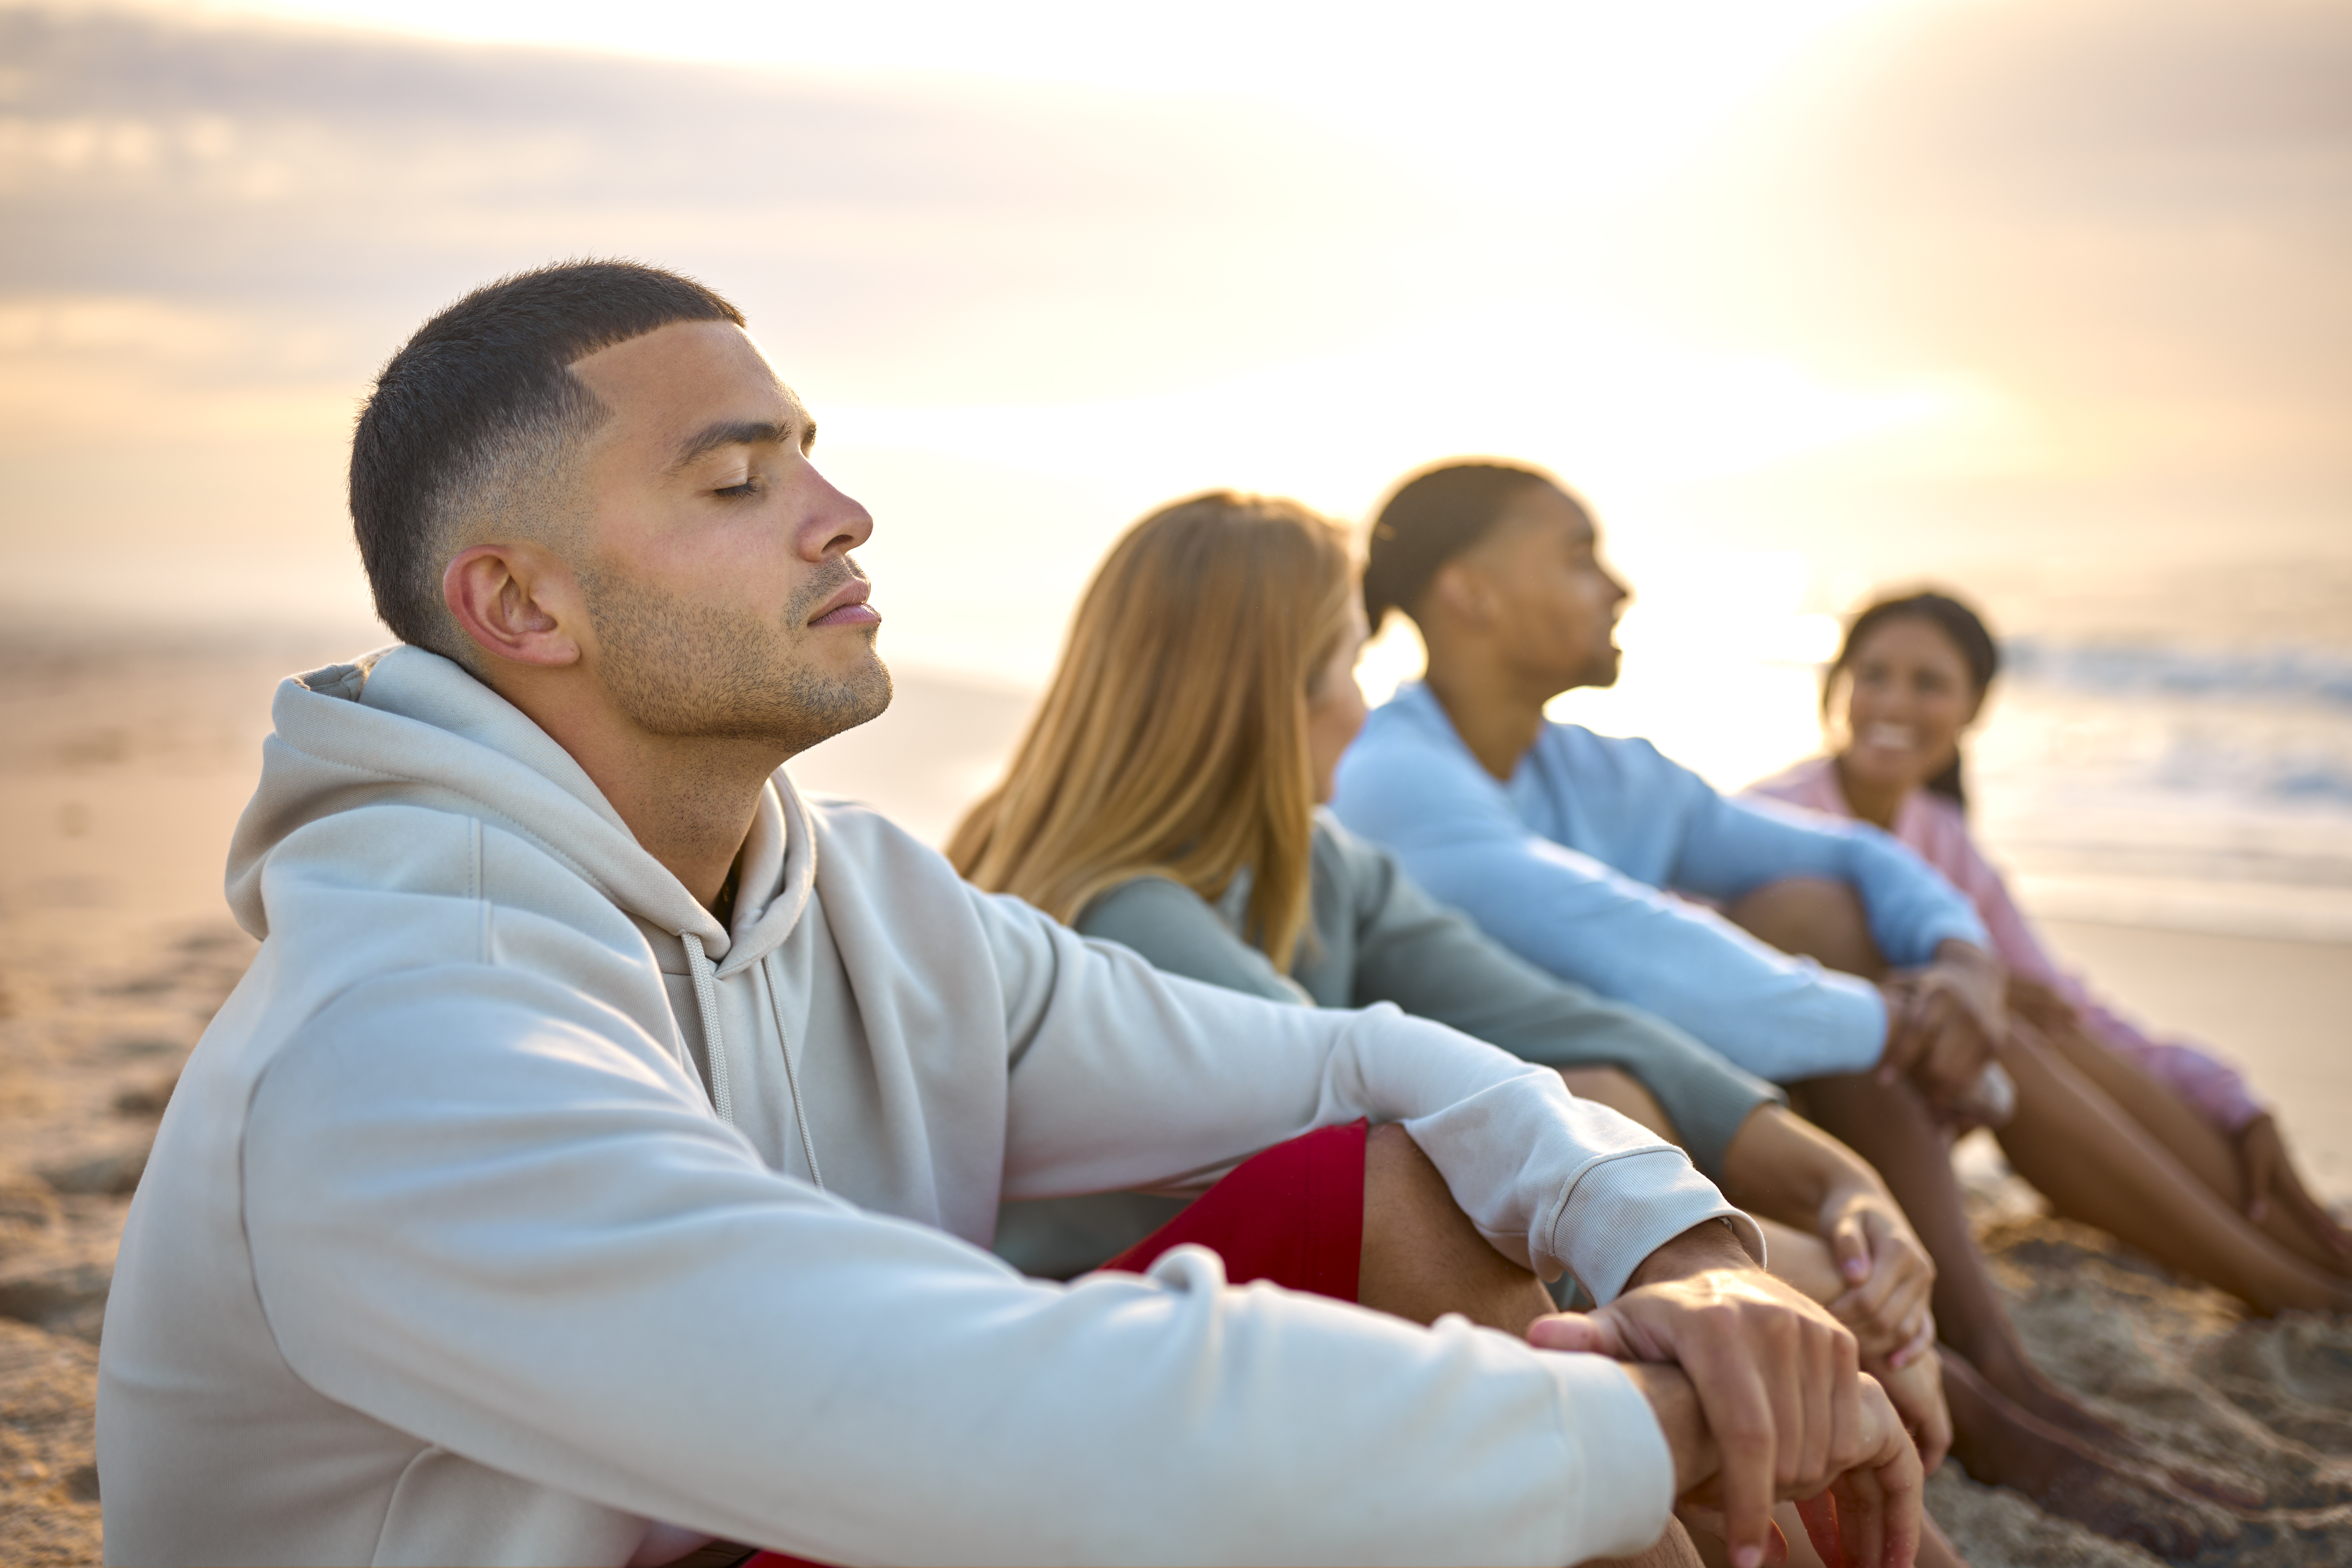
[1326,825,1783,1183]
[970,886,1758,1306]
[1670,788,1991,968]
[247,963,1686,1568]
[1331,710,1891,1083]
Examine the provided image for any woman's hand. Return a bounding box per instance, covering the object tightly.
[2235,1114,2352,1260]
[1869,1348,1952,1476]
[1820,1187,1936,1367]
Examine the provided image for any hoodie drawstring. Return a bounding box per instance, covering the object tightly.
[679,932,733,1126]
[678,930,824,1192]
[760,952,825,1192]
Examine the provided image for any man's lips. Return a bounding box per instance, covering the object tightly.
[809,579,880,628]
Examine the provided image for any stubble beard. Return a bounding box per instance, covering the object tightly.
[580,559,893,758]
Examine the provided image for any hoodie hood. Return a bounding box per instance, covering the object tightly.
[225,645,816,978]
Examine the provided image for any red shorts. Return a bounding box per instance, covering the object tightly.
[738,1119,1370,1568]
[1100,1116,1367,1296]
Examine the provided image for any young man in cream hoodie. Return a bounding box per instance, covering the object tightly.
[96,263,1919,1568]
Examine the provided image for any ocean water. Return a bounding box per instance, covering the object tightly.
[1971,639,2352,943]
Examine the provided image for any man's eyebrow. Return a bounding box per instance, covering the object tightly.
[666,416,816,472]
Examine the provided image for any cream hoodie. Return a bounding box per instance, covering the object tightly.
[97,646,1755,1568]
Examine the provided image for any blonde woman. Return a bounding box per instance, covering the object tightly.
[949,492,1958,1477]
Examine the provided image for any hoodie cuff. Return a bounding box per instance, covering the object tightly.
[1536,1352,1679,1564]
[1776,971,1889,1082]
[1547,1147,1766,1305]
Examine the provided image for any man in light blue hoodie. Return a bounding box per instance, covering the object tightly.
[1332,463,2002,1099]
[1331,459,2194,1548]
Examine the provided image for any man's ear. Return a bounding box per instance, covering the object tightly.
[443,543,585,669]
[1427,557,1499,632]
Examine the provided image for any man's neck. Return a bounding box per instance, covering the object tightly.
[1422,659,1553,783]
[486,669,785,914]
[587,736,779,915]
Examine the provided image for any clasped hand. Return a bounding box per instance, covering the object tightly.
[1821,1188,1935,1369]
[1529,1227,1922,1568]
[1879,942,2007,1114]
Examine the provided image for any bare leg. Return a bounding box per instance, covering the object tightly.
[1560,1066,1675,1138]
[1795,1070,2121,1443]
[1938,1351,2225,1561]
[1728,877,1884,979]
[1726,881,2129,1443]
[1353,1144,1731,1568]
[1735,878,2351,1305]
[2034,1016,2352,1278]
[1358,1122,1557,1334]
[1993,1024,2352,1313]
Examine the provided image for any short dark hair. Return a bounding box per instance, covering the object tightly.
[350,260,744,653]
[1828,590,2001,809]
[1361,459,1566,628]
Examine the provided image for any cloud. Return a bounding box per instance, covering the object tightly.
[1665,0,2352,442]
[0,4,1419,403]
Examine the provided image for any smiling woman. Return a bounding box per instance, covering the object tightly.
[1747,592,2352,1314]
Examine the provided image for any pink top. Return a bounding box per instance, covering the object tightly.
[1744,756,2264,1134]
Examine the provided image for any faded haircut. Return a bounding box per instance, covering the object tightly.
[349,260,744,658]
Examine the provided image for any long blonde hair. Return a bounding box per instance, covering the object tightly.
[949,491,1356,971]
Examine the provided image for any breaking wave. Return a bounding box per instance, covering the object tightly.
[2003,638,2352,710]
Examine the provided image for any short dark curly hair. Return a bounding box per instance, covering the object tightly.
[349,260,743,655]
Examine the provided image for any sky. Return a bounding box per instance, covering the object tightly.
[2,0,2347,782]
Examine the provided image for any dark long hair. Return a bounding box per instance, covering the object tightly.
[1826,591,2000,810]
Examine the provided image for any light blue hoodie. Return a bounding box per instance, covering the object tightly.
[1332,683,1989,1083]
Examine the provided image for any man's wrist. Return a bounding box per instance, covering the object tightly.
[1625,1218,1755,1292]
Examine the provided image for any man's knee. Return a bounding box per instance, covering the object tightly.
[1361,1122,1453,1242]
[1725,876,1883,979]
[1359,1123,1553,1334]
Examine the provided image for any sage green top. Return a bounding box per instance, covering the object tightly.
[991,815,1780,1279]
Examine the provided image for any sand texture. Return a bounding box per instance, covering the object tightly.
[2,632,2347,1565]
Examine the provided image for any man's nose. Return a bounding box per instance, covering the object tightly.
[800,467,875,559]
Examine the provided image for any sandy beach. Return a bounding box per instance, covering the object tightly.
[3,631,2347,1566]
